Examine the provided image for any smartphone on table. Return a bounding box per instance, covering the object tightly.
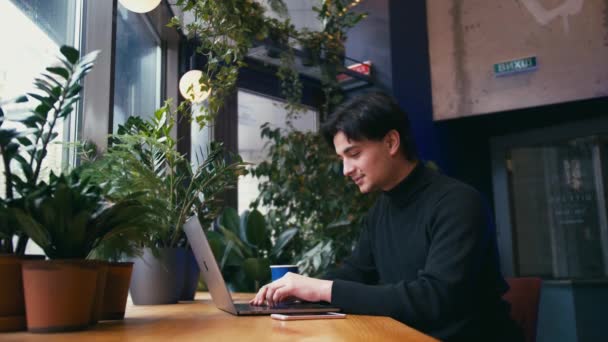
[270,312,346,321]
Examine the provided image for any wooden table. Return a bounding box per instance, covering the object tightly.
[2,293,437,341]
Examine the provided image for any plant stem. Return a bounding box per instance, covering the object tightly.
[1,145,14,199]
[16,233,27,255]
[32,102,62,184]
[31,68,73,185]
[0,238,14,254]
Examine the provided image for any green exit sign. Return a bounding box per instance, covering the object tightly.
[494,56,537,77]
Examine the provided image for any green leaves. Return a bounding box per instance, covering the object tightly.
[60,45,80,64]
[245,209,270,250]
[13,172,97,259]
[46,67,69,80]
[13,171,157,260]
[80,102,245,250]
[250,127,375,276]
[0,45,97,255]
[271,227,297,259]
[6,45,98,195]
[220,207,240,234]
[243,257,270,286]
[13,208,51,251]
[212,206,297,291]
[0,129,19,146]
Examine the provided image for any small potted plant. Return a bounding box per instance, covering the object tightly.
[298,29,323,67]
[81,106,247,305]
[265,18,293,58]
[13,170,154,332]
[85,197,153,320]
[0,46,97,332]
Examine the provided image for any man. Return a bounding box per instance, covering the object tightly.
[251,91,521,341]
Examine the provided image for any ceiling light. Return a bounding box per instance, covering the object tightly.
[179,70,210,103]
[118,0,161,13]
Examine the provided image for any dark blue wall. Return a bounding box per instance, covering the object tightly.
[388,0,446,173]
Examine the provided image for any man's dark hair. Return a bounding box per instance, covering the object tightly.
[321,91,418,161]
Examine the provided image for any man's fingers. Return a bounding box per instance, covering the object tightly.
[266,283,287,307]
[252,285,268,306]
[256,286,267,305]
[266,285,278,306]
[272,286,290,304]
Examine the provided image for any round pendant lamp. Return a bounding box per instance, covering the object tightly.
[118,0,161,13]
[179,70,211,103]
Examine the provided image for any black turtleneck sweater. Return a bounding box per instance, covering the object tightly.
[324,164,521,341]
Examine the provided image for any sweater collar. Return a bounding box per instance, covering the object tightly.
[384,162,434,206]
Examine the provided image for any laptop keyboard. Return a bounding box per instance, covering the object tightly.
[235,302,332,312]
[235,303,273,312]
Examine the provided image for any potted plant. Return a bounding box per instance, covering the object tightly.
[13,170,154,332]
[81,105,247,304]
[206,207,297,292]
[298,29,323,67]
[265,18,293,58]
[0,96,29,333]
[0,46,97,332]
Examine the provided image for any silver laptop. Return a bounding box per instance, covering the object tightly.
[183,215,341,315]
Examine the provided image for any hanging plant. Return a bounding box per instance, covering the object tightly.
[312,0,367,119]
[168,0,268,125]
[169,0,367,124]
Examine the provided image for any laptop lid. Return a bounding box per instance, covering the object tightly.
[183,215,238,315]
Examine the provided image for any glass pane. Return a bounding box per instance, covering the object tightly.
[0,0,81,255]
[261,0,322,31]
[237,90,318,214]
[191,104,213,167]
[507,135,608,279]
[0,0,81,189]
[113,4,161,132]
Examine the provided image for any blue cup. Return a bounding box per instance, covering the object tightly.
[270,264,299,281]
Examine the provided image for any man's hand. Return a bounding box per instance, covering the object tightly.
[249,272,333,307]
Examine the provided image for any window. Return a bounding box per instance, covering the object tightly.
[0,0,82,190]
[191,104,213,166]
[0,0,83,255]
[492,120,608,280]
[236,89,318,213]
[112,3,162,132]
[507,136,608,279]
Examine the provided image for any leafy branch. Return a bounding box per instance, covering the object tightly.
[0,46,99,255]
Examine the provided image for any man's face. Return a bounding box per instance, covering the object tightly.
[333,131,393,193]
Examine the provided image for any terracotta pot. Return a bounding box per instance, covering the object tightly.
[0,254,45,332]
[22,260,98,333]
[0,255,25,332]
[101,262,133,320]
[89,260,109,325]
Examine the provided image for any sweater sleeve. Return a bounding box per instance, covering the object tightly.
[322,216,379,284]
[330,186,486,326]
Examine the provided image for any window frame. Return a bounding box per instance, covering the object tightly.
[80,0,181,153]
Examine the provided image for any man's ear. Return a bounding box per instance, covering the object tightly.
[384,130,401,157]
